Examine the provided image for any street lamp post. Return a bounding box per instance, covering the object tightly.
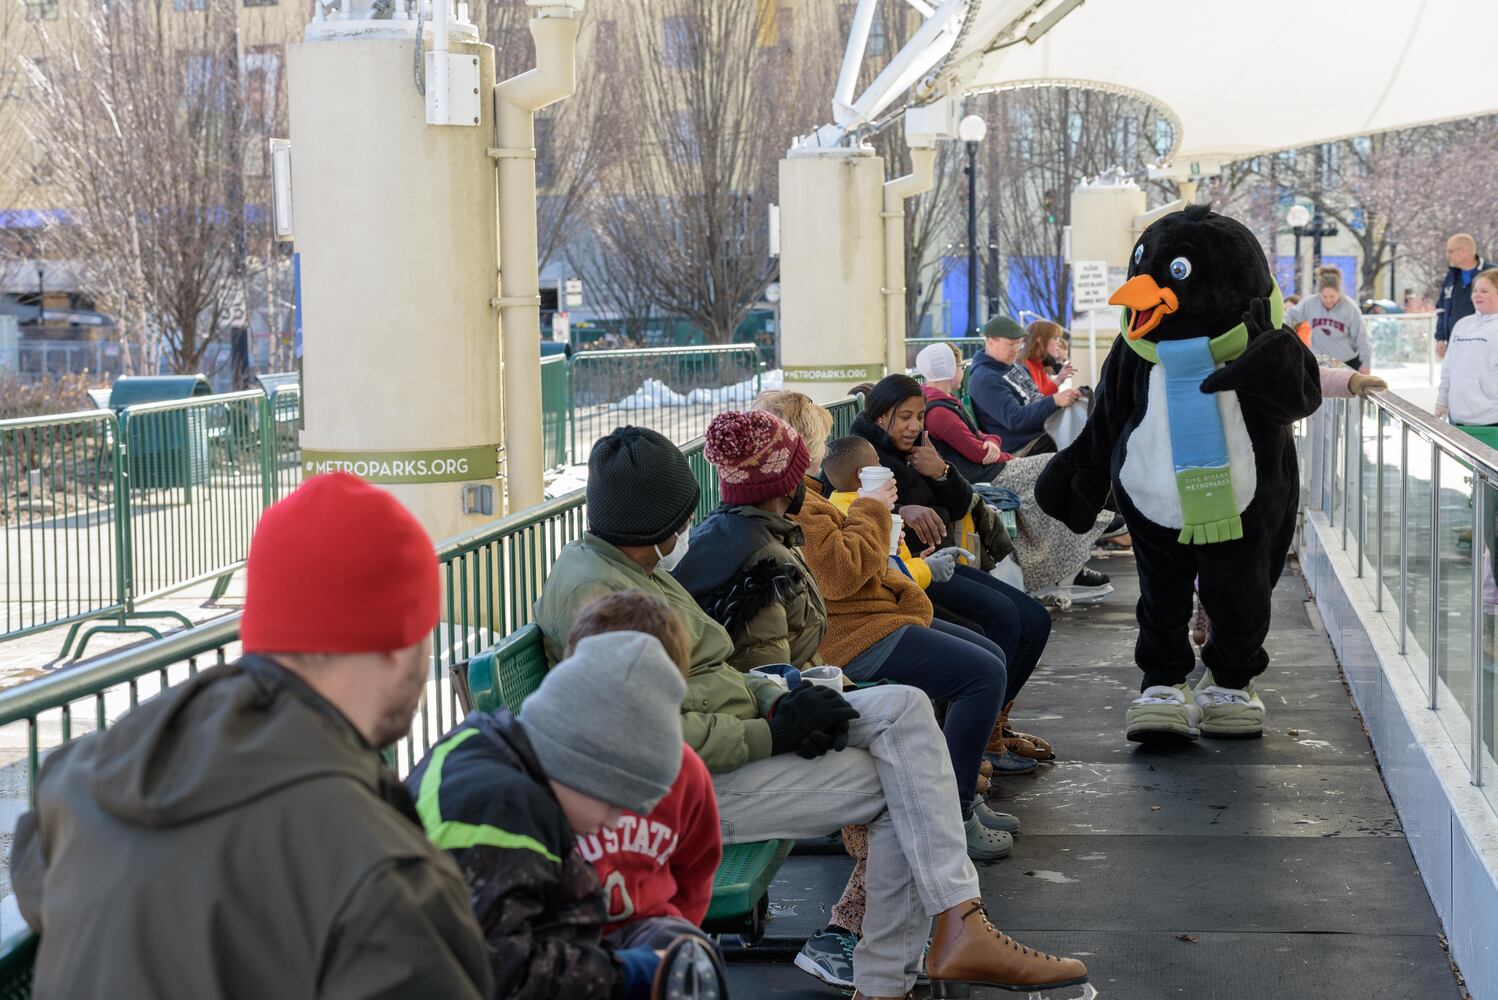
[959,114,987,337]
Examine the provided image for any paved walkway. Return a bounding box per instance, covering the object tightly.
[728,554,1466,999]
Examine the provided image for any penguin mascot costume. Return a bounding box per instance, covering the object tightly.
[1036,205,1321,742]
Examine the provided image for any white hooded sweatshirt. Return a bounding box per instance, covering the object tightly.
[1437,311,1498,424]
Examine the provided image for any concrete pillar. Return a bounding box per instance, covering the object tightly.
[779,148,888,403]
[1067,177,1147,387]
[287,21,501,546]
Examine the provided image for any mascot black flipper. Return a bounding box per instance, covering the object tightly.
[1036,205,1321,743]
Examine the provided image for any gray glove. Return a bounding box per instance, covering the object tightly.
[923,546,967,584]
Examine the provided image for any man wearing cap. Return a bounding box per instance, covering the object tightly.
[533,426,1091,1000]
[10,472,491,998]
[968,315,1082,455]
[408,631,703,999]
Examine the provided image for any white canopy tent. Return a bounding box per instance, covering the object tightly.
[821,0,1498,164]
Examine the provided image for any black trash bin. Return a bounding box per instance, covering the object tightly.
[111,375,213,492]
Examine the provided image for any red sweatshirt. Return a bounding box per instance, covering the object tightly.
[921,385,1011,464]
[575,744,721,935]
[1025,359,1059,396]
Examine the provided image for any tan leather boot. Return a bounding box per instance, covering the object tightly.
[925,899,1088,997]
[989,700,1055,761]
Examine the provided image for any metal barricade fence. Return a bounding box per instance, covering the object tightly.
[540,355,569,471]
[0,382,303,652]
[567,345,764,461]
[1,410,126,641]
[905,337,985,370]
[121,391,269,603]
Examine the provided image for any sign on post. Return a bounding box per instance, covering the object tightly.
[1071,259,1110,313]
[1071,259,1111,388]
[564,278,583,308]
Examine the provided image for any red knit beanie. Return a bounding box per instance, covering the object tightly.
[705,410,811,505]
[240,473,439,654]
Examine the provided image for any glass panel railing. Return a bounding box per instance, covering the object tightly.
[1435,446,1475,767]
[1305,384,1498,792]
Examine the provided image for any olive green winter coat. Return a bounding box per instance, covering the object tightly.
[534,533,786,774]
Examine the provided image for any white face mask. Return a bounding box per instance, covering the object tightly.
[655,528,690,572]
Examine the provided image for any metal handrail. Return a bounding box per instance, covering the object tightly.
[569,343,762,361]
[1364,388,1498,478]
[0,616,240,728]
[0,408,113,429]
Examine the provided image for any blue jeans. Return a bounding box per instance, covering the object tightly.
[927,565,1050,704]
[844,619,1006,817]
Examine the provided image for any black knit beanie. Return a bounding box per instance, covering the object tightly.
[587,426,701,547]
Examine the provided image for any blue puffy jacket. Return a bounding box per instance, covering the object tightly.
[1436,256,1491,343]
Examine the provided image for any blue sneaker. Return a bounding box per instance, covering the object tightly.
[793,926,857,989]
[983,747,1039,776]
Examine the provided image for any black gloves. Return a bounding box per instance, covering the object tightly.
[767,681,860,758]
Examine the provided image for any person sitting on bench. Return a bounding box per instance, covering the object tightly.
[11,473,491,998]
[534,425,1091,1000]
[566,592,723,943]
[408,629,710,1000]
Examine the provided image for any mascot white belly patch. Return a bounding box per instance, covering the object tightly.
[1119,366,1257,530]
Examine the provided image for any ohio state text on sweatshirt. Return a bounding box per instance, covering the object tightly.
[574,744,721,936]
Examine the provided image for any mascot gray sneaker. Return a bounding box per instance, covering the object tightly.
[1036,205,1321,745]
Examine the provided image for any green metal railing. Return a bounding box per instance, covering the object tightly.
[567,345,764,461]
[1,383,302,653]
[905,337,985,369]
[540,355,569,471]
[1,410,126,643]
[0,393,862,793]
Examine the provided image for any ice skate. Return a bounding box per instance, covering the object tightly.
[1124,683,1200,742]
[1193,671,1265,737]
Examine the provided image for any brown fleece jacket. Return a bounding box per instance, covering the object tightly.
[791,478,932,666]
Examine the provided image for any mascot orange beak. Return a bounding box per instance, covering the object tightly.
[1111,275,1180,340]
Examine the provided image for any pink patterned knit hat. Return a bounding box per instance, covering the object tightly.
[704,410,811,505]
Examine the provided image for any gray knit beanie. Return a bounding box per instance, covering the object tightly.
[519,632,686,814]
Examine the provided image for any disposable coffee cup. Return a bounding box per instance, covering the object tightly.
[749,664,802,690]
[888,514,904,556]
[859,465,894,493]
[801,665,845,692]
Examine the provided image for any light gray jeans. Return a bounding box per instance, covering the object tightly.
[711,684,979,997]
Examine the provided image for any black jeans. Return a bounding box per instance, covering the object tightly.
[927,565,1050,703]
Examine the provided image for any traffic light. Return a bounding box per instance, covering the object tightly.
[1043,188,1058,224]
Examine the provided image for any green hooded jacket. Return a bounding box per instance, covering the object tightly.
[534,533,785,773]
[9,655,491,999]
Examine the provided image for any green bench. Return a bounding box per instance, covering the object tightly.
[455,624,791,940]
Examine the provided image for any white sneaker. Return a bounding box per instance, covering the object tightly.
[1065,582,1114,605]
[1125,683,1201,742]
[1193,672,1265,738]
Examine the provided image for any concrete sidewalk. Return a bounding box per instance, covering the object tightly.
[727,555,1466,999]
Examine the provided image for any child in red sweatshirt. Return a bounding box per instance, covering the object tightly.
[566,592,723,940]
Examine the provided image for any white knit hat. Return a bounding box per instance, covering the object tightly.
[916,343,959,382]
